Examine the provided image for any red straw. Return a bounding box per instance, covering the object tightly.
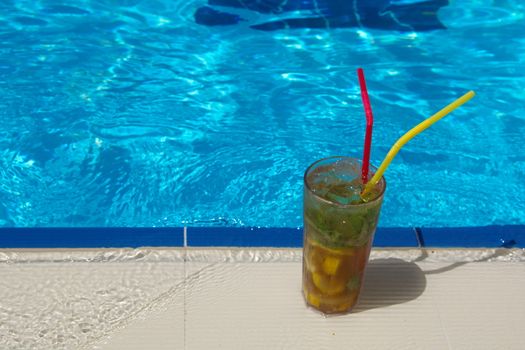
[357,68,374,184]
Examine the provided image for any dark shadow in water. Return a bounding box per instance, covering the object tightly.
[194,0,449,32]
[352,258,426,313]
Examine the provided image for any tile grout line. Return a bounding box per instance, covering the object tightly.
[183,226,187,350]
[414,227,425,247]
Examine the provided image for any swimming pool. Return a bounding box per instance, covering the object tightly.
[0,0,524,228]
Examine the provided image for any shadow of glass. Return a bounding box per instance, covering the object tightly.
[347,249,516,313]
[352,258,427,313]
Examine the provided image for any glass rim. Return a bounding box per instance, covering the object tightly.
[304,155,387,208]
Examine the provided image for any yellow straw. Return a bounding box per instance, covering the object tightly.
[361,90,475,197]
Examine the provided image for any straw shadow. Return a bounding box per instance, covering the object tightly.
[352,258,426,313]
[413,248,515,275]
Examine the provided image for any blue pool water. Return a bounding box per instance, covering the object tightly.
[0,0,524,228]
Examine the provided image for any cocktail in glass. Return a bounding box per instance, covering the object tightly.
[303,156,386,314]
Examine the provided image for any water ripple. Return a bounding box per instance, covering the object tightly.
[0,0,524,227]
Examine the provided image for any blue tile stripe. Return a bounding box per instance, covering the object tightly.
[0,225,524,248]
[0,227,184,248]
[418,225,525,248]
[373,227,419,247]
[187,227,303,247]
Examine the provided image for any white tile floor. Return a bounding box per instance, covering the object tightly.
[1,248,524,350]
